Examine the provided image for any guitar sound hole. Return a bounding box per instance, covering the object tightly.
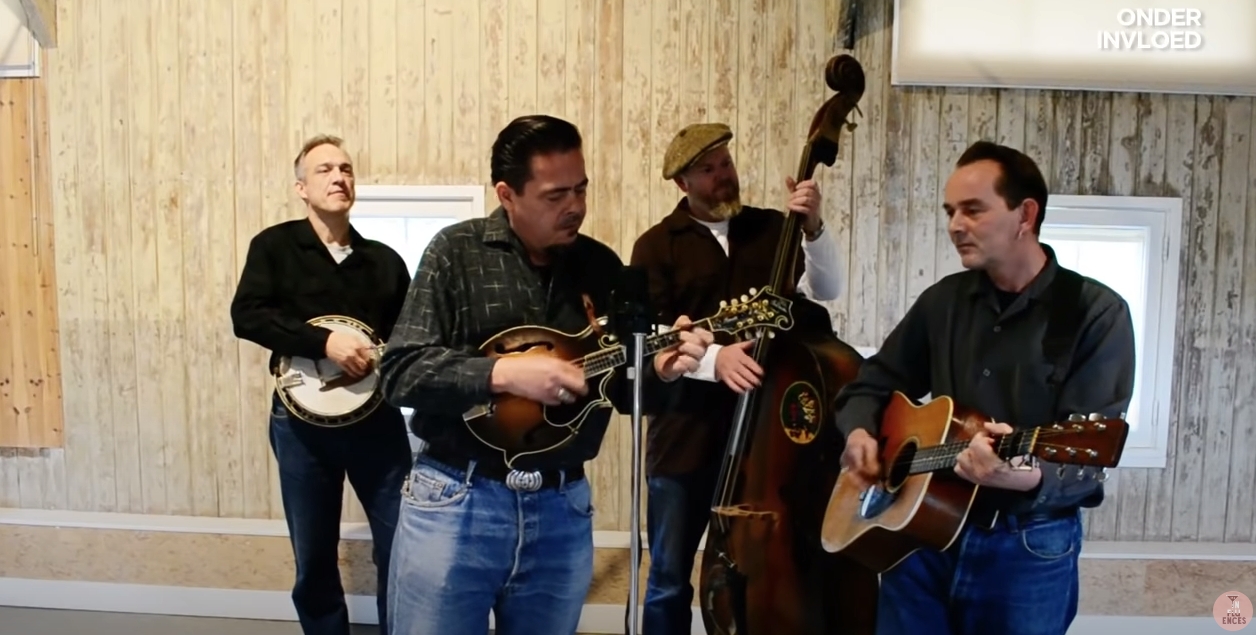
[885,441,916,490]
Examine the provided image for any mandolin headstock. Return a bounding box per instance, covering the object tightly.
[708,287,795,338]
[1028,413,1131,469]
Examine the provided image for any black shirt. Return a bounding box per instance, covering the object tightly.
[833,244,1137,517]
[379,207,676,471]
[229,218,412,372]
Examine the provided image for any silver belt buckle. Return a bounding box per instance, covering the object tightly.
[505,469,544,492]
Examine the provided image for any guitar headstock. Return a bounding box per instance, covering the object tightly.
[707,287,795,337]
[1028,413,1131,469]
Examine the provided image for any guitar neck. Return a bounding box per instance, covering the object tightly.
[905,428,1039,475]
[579,316,715,378]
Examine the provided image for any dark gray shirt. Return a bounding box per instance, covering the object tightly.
[833,244,1136,516]
[379,207,672,471]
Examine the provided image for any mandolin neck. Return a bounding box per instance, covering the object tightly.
[905,428,1040,475]
[579,317,716,378]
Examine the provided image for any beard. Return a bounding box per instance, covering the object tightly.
[707,198,743,221]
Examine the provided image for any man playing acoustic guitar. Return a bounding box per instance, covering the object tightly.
[378,114,713,635]
[834,141,1136,635]
[230,134,414,635]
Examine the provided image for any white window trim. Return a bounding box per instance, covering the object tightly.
[350,184,486,220]
[1042,194,1182,469]
[0,8,40,78]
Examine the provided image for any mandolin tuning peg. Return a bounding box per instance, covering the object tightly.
[749,287,758,295]
[720,300,727,308]
[741,294,749,302]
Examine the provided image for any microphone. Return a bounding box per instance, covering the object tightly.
[609,265,654,341]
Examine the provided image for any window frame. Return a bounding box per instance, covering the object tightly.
[1,6,40,78]
[1039,194,1183,469]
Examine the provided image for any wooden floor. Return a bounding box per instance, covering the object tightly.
[0,607,603,634]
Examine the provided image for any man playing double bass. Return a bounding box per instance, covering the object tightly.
[835,141,1137,635]
[629,122,847,634]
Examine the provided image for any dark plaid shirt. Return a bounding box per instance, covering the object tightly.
[379,207,672,471]
[833,245,1137,517]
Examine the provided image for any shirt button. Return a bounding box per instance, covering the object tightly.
[993,325,1001,332]
[983,369,991,377]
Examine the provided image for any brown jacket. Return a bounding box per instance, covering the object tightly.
[630,198,805,476]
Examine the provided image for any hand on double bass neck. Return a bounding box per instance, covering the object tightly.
[714,339,762,393]
[784,176,824,235]
[488,355,588,407]
[654,315,714,382]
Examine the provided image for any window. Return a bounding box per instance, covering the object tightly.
[350,184,487,448]
[1,1,40,78]
[1038,195,1182,468]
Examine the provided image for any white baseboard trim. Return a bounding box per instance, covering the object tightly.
[4,507,1256,561]
[0,577,1216,634]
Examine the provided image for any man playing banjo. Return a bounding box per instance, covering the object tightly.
[230,134,414,635]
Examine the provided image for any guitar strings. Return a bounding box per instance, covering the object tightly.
[880,426,1118,472]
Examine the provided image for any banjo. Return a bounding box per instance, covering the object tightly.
[273,315,387,428]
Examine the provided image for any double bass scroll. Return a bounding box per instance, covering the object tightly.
[698,53,880,635]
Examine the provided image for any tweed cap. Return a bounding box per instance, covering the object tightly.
[661,123,733,180]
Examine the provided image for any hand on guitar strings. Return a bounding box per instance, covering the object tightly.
[839,428,881,491]
[325,331,376,380]
[714,339,763,393]
[953,421,1043,491]
[785,176,823,235]
[653,315,714,383]
[489,355,589,407]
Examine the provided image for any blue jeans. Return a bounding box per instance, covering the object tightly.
[876,511,1083,635]
[268,394,413,635]
[643,468,719,635]
[386,453,595,635]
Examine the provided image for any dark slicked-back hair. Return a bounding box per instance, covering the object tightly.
[956,140,1049,234]
[490,115,583,194]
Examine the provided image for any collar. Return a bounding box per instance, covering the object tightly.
[294,217,367,251]
[964,243,1062,301]
[482,206,516,246]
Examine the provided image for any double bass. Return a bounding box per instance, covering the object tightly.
[698,54,880,635]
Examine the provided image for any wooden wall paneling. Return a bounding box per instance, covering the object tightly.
[1211,96,1252,542]
[1232,110,1256,542]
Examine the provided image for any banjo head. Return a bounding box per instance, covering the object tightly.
[274,315,386,426]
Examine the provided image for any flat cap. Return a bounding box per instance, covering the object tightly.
[662,123,733,180]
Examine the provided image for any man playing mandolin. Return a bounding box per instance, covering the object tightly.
[378,114,713,635]
[230,134,414,635]
[834,141,1137,635]
[628,122,848,634]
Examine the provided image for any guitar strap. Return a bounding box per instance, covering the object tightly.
[1041,266,1086,407]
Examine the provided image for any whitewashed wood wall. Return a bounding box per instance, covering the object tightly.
[0,0,1253,543]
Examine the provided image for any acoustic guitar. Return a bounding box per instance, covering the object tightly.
[273,315,386,428]
[460,286,795,468]
[820,390,1129,573]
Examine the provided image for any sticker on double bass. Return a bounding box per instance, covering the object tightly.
[779,381,821,444]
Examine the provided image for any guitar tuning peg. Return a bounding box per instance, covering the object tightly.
[1096,468,1109,483]
[1088,412,1103,421]
[1075,467,1087,480]
[1119,411,1126,420]
[1056,465,1066,479]
[1068,413,1085,422]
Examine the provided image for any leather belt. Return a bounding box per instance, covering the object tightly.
[422,445,585,492]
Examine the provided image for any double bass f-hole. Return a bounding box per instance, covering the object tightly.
[699,53,879,635]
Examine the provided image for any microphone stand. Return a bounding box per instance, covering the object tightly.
[611,266,653,635]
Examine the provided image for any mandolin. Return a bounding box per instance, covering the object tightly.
[820,390,1130,573]
[460,286,794,468]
